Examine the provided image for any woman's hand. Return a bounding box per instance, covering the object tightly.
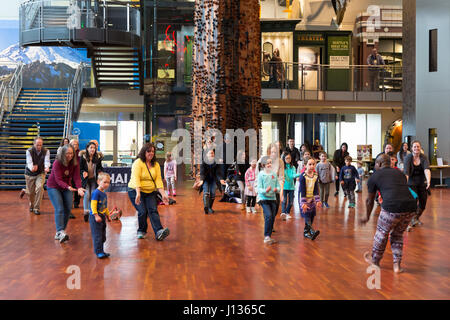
[135,193,141,206]
[83,172,88,179]
[220,180,226,185]
[301,204,308,212]
[77,188,85,197]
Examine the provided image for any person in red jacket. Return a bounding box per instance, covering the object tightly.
[47,145,85,243]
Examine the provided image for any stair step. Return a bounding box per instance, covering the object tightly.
[0,185,26,190]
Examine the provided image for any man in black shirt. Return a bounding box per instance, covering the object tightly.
[282,138,301,169]
[360,154,417,273]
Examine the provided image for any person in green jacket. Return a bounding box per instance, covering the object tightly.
[281,152,301,220]
[257,156,281,244]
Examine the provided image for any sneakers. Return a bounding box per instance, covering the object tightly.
[264,236,276,244]
[323,202,330,208]
[251,207,257,213]
[246,207,251,213]
[334,191,339,196]
[97,252,110,259]
[33,209,40,215]
[172,190,176,197]
[280,213,287,220]
[19,189,26,199]
[285,214,293,220]
[56,231,69,243]
[156,228,170,241]
[137,231,146,239]
[83,213,89,222]
[348,203,355,208]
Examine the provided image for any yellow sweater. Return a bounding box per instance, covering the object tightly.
[128,159,164,193]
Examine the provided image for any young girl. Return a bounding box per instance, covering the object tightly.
[298,158,322,240]
[257,156,280,244]
[164,152,177,196]
[315,151,334,207]
[244,159,258,213]
[281,152,301,220]
[297,151,312,175]
[199,149,226,214]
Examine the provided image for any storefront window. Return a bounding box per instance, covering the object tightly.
[261,32,293,86]
[378,39,402,91]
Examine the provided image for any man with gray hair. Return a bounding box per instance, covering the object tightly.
[20,136,50,215]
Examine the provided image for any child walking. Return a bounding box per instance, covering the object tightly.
[244,159,258,213]
[257,156,281,244]
[298,158,322,240]
[356,161,365,192]
[281,152,301,220]
[339,156,360,208]
[315,151,334,208]
[164,152,177,196]
[89,172,119,259]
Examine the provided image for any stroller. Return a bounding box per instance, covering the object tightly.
[220,162,242,203]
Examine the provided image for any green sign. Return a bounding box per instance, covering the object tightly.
[326,35,351,91]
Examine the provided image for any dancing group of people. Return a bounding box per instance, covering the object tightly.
[20,134,432,271]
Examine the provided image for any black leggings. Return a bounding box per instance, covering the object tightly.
[410,185,428,210]
[246,196,256,207]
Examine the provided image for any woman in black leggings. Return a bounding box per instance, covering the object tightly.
[404,140,431,230]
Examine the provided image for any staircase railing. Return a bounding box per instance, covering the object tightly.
[0,63,24,124]
[64,63,86,138]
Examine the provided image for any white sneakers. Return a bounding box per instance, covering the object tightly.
[281,213,293,220]
[264,236,277,244]
[55,231,69,243]
[251,207,257,213]
[246,207,251,213]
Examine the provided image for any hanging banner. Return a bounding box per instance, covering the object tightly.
[103,167,131,192]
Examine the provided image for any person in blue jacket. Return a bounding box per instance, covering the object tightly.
[257,156,281,244]
[280,152,301,220]
[339,156,360,208]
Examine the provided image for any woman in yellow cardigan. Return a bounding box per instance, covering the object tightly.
[128,143,170,240]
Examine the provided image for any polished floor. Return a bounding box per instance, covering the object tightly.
[0,181,448,300]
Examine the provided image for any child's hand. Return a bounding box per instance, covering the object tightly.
[356,179,360,183]
[317,201,322,209]
[273,188,278,193]
[266,186,272,193]
[340,181,344,185]
[94,214,102,223]
[247,186,253,191]
[220,179,226,185]
[301,204,308,212]
[106,215,112,222]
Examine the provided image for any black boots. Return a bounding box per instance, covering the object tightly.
[203,193,210,214]
[208,196,215,214]
[304,223,320,240]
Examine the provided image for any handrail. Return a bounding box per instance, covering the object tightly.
[262,61,402,98]
[0,63,24,125]
[20,0,141,40]
[64,63,85,138]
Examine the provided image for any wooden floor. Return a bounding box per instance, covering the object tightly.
[0,180,449,300]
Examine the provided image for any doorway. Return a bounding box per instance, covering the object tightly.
[100,126,118,166]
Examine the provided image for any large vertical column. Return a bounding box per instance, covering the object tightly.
[191,0,262,135]
[402,0,416,140]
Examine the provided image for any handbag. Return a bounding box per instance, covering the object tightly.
[145,163,164,203]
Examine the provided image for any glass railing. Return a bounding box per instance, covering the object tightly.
[261,62,402,101]
[0,63,23,124]
[20,0,141,45]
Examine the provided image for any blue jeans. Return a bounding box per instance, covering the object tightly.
[83,178,97,213]
[89,213,106,255]
[128,188,163,237]
[260,200,277,237]
[281,189,295,214]
[202,180,217,196]
[48,187,73,232]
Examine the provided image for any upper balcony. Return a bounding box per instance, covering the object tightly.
[261,62,402,103]
[20,0,141,48]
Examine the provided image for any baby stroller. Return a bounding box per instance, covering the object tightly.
[220,162,242,203]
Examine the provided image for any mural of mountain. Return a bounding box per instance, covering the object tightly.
[22,61,79,88]
[0,44,89,69]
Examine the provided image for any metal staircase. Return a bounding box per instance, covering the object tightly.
[0,88,67,189]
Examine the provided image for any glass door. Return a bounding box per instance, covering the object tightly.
[100,126,118,166]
